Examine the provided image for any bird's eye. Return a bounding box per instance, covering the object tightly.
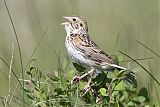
[80,23,83,27]
[73,18,76,21]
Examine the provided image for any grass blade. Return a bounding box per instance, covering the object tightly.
[118,51,160,86]
[5,44,14,107]
[3,0,24,106]
[9,93,31,106]
[148,62,160,105]
[122,56,154,63]
[25,28,48,69]
[136,40,160,57]
[0,56,22,87]
[53,50,67,88]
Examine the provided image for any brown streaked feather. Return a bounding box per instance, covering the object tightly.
[70,33,115,65]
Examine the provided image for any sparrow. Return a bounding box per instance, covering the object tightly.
[61,16,136,94]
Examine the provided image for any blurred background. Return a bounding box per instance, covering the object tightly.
[0,0,159,106]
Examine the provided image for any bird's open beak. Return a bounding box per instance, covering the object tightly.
[63,16,70,20]
[61,16,70,25]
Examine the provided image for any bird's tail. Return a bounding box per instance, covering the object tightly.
[102,63,137,87]
[122,71,137,87]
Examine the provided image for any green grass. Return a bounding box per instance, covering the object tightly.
[1,53,157,106]
[18,58,150,107]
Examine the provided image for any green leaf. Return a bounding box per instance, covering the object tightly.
[31,79,37,86]
[128,101,135,106]
[133,96,146,103]
[114,81,125,91]
[112,91,119,96]
[54,88,63,95]
[114,69,120,77]
[30,66,35,72]
[23,88,31,93]
[34,88,40,98]
[47,73,59,81]
[117,70,125,78]
[27,71,32,76]
[120,91,128,101]
[99,88,108,96]
[144,105,150,107]
[107,72,114,78]
[27,93,34,100]
[72,62,86,72]
[37,70,42,79]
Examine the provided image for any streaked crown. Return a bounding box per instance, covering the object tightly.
[62,16,88,34]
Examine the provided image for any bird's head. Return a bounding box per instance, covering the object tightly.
[61,16,88,34]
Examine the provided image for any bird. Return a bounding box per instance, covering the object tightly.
[61,16,136,93]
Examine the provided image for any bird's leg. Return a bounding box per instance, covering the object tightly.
[81,77,92,95]
[71,68,95,84]
[81,68,95,95]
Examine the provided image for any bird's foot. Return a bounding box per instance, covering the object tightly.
[71,68,95,85]
[81,78,92,96]
[71,75,82,84]
[81,83,91,95]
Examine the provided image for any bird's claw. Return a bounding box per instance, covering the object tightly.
[71,75,81,84]
[81,82,91,96]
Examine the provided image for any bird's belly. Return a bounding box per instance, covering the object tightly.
[65,42,94,68]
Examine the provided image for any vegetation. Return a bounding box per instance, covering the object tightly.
[22,58,151,107]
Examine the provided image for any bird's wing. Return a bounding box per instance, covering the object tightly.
[70,34,136,86]
[70,33,115,65]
